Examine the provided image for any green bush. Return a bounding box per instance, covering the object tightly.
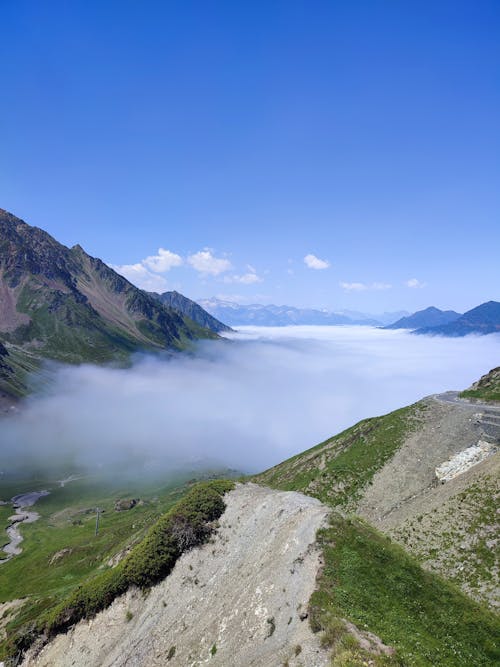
[42,481,233,637]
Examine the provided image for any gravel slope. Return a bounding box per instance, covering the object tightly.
[23,484,330,667]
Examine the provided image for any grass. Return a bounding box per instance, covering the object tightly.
[392,472,500,607]
[0,473,233,661]
[254,402,423,510]
[310,513,500,667]
[36,481,232,647]
[254,399,499,665]
[459,367,500,403]
[460,388,500,402]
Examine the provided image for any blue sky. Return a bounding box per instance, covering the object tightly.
[1,1,499,313]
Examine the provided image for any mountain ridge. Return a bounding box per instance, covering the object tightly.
[413,300,500,336]
[0,209,219,397]
[384,305,461,330]
[197,298,409,327]
[149,291,232,333]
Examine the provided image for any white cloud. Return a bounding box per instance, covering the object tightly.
[3,327,499,475]
[187,249,233,275]
[406,278,426,289]
[340,281,392,292]
[111,263,169,292]
[223,266,263,285]
[143,248,183,273]
[304,254,330,270]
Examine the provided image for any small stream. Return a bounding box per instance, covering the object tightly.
[0,490,50,564]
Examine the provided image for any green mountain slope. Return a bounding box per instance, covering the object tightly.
[0,209,218,388]
[254,376,500,664]
[311,513,500,667]
[460,366,500,402]
[254,402,422,511]
[254,379,500,610]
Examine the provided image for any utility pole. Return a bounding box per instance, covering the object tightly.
[95,507,101,536]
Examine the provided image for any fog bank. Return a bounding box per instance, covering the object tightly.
[1,327,499,475]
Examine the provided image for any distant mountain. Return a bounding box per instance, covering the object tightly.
[197,298,386,327]
[384,306,461,330]
[149,291,232,333]
[334,309,410,326]
[0,209,217,396]
[414,301,500,337]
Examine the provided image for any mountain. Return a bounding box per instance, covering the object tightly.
[335,309,410,326]
[384,306,461,330]
[255,376,500,611]
[0,209,217,394]
[149,291,232,333]
[197,298,385,327]
[9,373,500,667]
[414,301,500,336]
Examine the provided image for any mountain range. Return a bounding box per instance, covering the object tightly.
[384,306,462,330]
[197,297,408,327]
[0,209,220,398]
[199,297,500,336]
[414,301,500,336]
[6,369,499,666]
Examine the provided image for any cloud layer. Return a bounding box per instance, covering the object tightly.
[1,327,499,479]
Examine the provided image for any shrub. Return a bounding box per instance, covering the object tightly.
[42,481,233,637]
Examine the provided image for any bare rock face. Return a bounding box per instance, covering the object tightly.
[435,441,497,482]
[22,484,331,667]
[114,498,138,512]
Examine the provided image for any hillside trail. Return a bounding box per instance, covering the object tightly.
[434,390,500,412]
[356,393,499,531]
[23,483,331,667]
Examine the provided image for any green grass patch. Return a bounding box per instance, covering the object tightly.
[460,388,500,402]
[459,367,500,403]
[254,403,423,509]
[0,474,233,661]
[310,514,500,667]
[37,480,232,639]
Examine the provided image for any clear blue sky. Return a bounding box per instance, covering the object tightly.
[1,1,499,313]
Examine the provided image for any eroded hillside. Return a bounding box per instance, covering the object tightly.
[255,391,500,608]
[22,484,330,667]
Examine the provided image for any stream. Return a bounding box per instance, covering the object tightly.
[0,490,50,564]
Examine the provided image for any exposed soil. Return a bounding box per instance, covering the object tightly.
[356,394,500,608]
[23,484,331,667]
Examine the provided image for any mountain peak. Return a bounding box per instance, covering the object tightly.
[0,209,220,396]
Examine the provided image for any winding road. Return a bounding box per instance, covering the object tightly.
[433,391,500,412]
[433,391,500,439]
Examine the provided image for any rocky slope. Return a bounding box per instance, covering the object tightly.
[150,290,231,333]
[255,388,500,609]
[0,209,218,396]
[22,484,330,667]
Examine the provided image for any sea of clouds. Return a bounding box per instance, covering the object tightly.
[1,326,499,476]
